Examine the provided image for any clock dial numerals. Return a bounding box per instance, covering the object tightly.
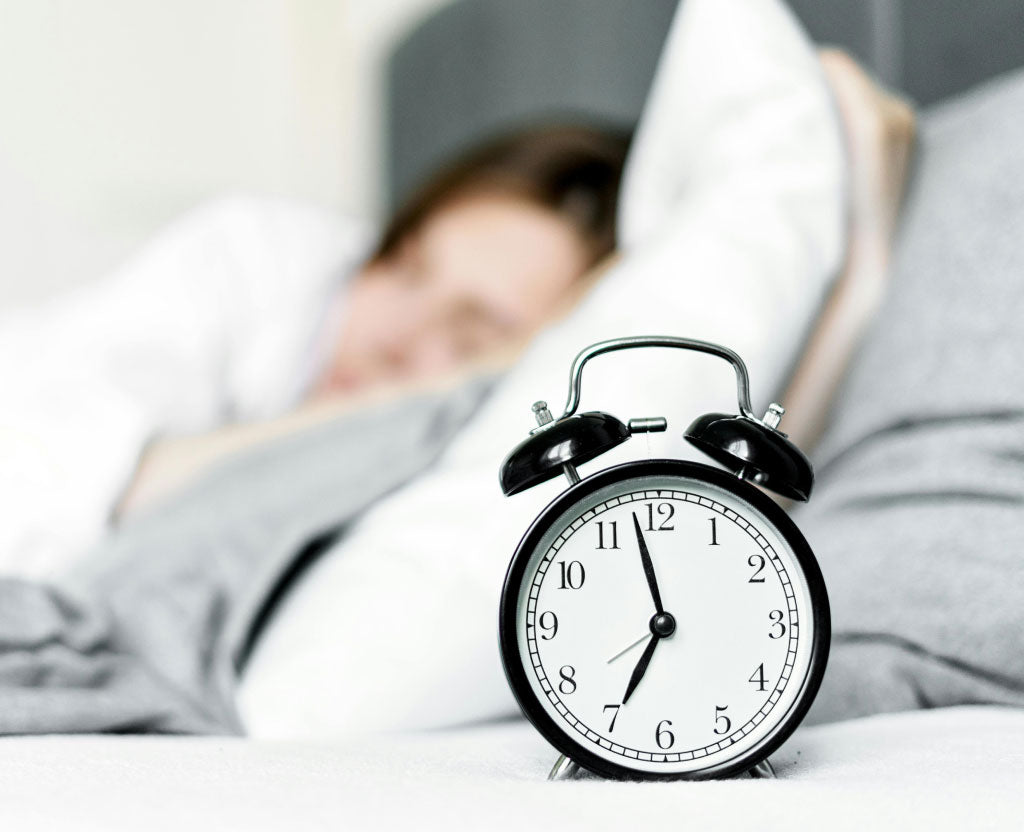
[748,554,766,583]
[714,705,731,736]
[655,719,675,750]
[645,502,675,531]
[708,516,720,546]
[520,479,812,775]
[558,665,577,695]
[538,611,558,640]
[595,520,619,550]
[557,560,585,590]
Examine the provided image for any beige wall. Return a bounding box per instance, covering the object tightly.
[0,0,447,307]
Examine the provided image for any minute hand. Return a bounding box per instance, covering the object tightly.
[632,513,664,614]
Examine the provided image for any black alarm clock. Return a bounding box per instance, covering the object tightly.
[497,336,830,781]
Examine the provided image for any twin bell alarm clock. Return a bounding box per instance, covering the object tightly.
[497,336,829,781]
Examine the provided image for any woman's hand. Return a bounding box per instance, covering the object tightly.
[780,49,916,452]
[117,362,491,519]
[821,48,917,247]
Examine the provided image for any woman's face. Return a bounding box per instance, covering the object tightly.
[314,193,591,396]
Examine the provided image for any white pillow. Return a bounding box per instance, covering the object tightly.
[238,0,845,738]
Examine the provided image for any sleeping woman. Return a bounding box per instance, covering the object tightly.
[0,0,966,738]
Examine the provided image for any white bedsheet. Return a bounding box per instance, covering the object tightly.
[1,707,1020,830]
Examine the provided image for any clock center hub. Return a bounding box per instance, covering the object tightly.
[650,611,677,638]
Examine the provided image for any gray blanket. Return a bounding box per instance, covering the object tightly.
[797,68,1024,722]
[0,378,494,735]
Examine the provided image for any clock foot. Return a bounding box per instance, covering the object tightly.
[747,758,776,779]
[547,754,774,780]
[547,754,581,781]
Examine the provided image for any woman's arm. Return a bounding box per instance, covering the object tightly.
[117,346,516,517]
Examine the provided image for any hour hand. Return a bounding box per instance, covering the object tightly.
[622,633,659,704]
[632,512,664,614]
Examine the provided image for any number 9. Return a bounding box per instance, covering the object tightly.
[538,610,559,640]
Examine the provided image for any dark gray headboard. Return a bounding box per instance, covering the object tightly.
[786,0,1024,105]
[385,0,1024,209]
[384,0,677,209]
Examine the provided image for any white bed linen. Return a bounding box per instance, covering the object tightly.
[239,0,844,738]
[0,707,1019,830]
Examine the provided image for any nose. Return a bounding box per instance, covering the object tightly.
[405,333,460,376]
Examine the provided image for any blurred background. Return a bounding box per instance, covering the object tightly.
[0,0,443,306]
[3,0,1024,309]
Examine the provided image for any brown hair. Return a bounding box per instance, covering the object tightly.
[373,123,631,268]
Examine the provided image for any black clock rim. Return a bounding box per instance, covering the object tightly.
[498,459,831,781]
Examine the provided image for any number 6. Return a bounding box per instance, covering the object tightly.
[655,719,675,750]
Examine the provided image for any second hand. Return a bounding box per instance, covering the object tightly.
[606,633,650,664]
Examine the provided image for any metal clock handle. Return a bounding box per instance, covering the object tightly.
[559,336,757,422]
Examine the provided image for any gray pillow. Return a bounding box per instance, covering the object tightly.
[794,67,1024,724]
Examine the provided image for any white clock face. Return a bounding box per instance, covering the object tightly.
[514,471,817,776]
